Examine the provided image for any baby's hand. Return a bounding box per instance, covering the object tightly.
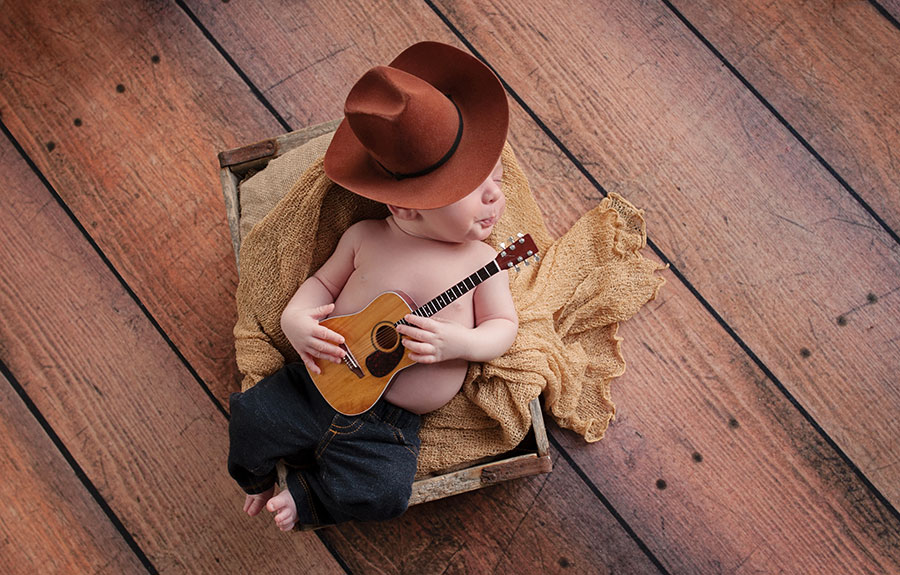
[281,303,345,374]
[396,314,470,364]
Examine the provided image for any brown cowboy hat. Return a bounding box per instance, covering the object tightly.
[324,41,509,209]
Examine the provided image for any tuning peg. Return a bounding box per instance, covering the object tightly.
[534,254,541,262]
[499,242,506,249]
[514,264,521,272]
[524,260,531,266]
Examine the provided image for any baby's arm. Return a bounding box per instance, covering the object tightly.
[397,268,518,364]
[280,224,362,374]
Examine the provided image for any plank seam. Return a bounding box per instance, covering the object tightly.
[548,437,671,575]
[869,0,900,32]
[422,0,900,529]
[175,0,292,134]
[0,357,158,574]
[656,0,900,246]
[173,3,354,572]
[0,119,229,421]
[2,62,355,575]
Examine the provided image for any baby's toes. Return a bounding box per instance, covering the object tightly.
[245,494,266,516]
[275,508,297,531]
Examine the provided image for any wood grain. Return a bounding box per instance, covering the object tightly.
[185,0,668,571]
[0,0,285,405]
[876,0,900,26]
[323,451,660,575]
[0,370,145,575]
[433,0,900,506]
[0,131,343,573]
[505,103,900,574]
[668,0,900,233]
[560,278,900,574]
[187,0,900,572]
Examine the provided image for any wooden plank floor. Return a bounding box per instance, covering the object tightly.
[1,1,898,573]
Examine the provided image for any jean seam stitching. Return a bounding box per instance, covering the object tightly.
[315,431,336,459]
[296,472,319,525]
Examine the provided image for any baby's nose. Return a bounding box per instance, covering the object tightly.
[483,181,501,203]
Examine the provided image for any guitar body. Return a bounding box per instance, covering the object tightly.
[312,291,417,416]
[307,233,539,417]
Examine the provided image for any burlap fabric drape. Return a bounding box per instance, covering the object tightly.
[233,132,665,477]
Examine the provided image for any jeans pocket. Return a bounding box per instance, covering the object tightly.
[330,413,365,433]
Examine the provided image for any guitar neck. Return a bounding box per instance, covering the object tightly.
[398,261,502,324]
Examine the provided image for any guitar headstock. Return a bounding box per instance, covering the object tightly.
[495,233,540,272]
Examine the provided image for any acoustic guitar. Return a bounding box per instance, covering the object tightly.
[312,233,539,415]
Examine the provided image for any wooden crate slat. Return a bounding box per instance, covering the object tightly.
[324,451,660,574]
[409,453,552,506]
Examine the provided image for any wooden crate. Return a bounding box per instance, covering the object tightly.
[218,123,552,509]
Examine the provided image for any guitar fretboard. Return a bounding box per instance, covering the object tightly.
[396,261,502,326]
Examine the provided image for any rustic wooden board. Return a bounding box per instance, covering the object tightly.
[0,370,145,575]
[186,1,667,571]
[0,0,284,406]
[432,0,900,506]
[876,0,900,26]
[186,0,900,572]
[324,452,660,574]
[183,0,455,127]
[505,105,900,573]
[560,278,900,574]
[667,0,900,234]
[0,133,343,573]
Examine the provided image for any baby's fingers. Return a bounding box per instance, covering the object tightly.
[309,302,335,320]
[396,322,432,343]
[300,352,322,375]
[402,314,438,331]
[401,338,430,353]
[310,338,345,363]
[314,325,345,345]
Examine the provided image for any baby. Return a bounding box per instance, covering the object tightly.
[227,42,519,530]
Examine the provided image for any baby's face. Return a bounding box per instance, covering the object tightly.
[418,159,505,243]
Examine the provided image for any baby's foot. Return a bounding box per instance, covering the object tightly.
[243,486,274,517]
[266,488,298,531]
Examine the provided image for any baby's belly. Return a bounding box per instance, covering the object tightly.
[384,359,469,414]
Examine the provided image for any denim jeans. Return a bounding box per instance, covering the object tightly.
[227,362,421,526]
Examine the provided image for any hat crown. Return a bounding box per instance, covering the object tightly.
[343,66,460,176]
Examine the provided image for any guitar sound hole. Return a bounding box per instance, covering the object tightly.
[373,323,399,352]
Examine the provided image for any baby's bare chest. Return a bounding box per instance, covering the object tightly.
[333,238,488,325]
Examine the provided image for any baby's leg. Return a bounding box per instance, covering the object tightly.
[228,364,326,503]
[307,406,421,523]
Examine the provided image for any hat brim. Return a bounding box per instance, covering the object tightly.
[324,42,509,210]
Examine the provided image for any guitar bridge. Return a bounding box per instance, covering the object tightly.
[339,343,364,379]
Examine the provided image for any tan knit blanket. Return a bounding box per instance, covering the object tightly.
[234,137,665,476]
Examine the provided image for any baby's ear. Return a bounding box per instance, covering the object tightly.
[387,205,419,221]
